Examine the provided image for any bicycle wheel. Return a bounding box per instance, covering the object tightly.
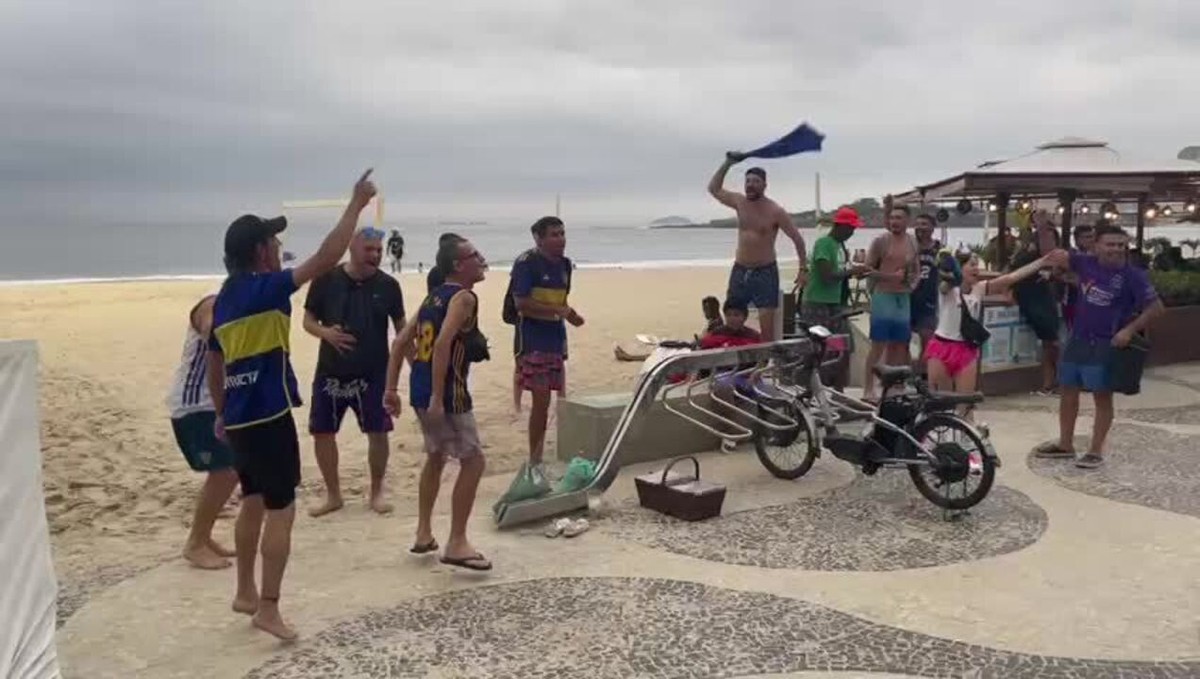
[906,413,995,509]
[753,399,818,480]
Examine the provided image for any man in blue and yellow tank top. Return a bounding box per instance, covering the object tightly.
[509,217,584,487]
[384,237,492,571]
[205,168,377,640]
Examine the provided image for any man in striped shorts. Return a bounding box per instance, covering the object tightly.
[167,292,239,570]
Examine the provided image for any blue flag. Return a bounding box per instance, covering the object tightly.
[744,122,825,159]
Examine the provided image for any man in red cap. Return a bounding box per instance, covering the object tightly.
[799,206,868,388]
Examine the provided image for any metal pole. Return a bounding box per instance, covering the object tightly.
[1058,189,1076,248]
[1136,194,1147,253]
[996,193,1011,270]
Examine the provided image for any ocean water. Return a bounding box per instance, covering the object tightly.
[3,215,1199,284]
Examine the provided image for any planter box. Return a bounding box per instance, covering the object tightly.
[1147,305,1200,366]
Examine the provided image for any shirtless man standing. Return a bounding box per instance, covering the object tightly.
[861,198,919,400]
[708,153,807,342]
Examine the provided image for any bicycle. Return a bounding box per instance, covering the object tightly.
[749,311,999,510]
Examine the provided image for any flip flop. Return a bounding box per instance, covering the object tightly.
[1033,442,1075,459]
[440,553,493,571]
[409,539,439,554]
[563,518,590,538]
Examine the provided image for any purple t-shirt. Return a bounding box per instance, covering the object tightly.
[1069,252,1157,342]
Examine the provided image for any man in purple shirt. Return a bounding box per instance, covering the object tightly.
[1035,222,1163,469]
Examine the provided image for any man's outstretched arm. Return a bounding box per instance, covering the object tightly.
[707,154,744,209]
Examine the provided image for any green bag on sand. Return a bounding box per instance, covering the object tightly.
[493,463,551,515]
[553,457,597,494]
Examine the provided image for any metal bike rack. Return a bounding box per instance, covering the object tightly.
[492,338,814,528]
[705,364,799,432]
[660,372,755,441]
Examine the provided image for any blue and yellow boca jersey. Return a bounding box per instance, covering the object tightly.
[510,250,572,356]
[409,283,476,413]
[208,270,303,429]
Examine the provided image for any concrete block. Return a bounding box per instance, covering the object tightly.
[555,391,722,464]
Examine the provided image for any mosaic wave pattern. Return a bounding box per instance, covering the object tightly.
[245,577,1198,679]
[604,472,1047,571]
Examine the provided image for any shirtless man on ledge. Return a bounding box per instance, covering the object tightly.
[708,152,807,342]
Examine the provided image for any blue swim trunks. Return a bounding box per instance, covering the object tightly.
[869,292,912,343]
[1059,337,1111,393]
[726,262,780,310]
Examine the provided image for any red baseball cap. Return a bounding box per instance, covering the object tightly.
[831,206,863,228]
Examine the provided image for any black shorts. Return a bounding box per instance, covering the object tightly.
[1018,297,1060,342]
[224,412,302,510]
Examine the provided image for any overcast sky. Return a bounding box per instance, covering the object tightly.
[3,1,1197,229]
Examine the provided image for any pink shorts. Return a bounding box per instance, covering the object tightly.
[926,335,980,378]
[517,352,566,393]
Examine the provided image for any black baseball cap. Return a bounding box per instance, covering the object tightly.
[224,214,287,266]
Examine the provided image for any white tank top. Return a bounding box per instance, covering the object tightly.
[166,295,217,418]
[934,282,984,342]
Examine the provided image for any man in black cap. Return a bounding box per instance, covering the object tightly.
[205,168,376,641]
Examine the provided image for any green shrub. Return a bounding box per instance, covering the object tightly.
[1150,270,1200,307]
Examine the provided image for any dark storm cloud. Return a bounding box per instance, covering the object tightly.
[1,0,1198,226]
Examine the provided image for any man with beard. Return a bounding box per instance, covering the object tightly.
[708,153,808,343]
[303,227,405,517]
[1034,222,1163,469]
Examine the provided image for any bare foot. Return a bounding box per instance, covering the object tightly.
[252,608,298,642]
[183,545,231,570]
[308,497,344,518]
[369,493,394,515]
[232,595,259,616]
[207,538,235,558]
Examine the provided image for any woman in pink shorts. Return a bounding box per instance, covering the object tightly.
[927,250,1065,408]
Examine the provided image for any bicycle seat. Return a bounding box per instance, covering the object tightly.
[926,391,985,407]
[872,364,912,386]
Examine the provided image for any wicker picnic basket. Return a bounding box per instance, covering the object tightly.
[634,456,726,521]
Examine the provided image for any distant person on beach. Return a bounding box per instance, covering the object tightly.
[707,153,808,342]
[861,198,919,400]
[910,214,942,367]
[1034,222,1164,469]
[302,226,405,518]
[426,232,463,293]
[206,168,377,641]
[384,237,492,571]
[509,216,582,486]
[166,292,239,570]
[387,229,404,273]
[801,206,868,389]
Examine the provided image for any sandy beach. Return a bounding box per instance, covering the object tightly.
[0,264,800,578]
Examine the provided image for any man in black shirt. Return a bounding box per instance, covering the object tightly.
[386,229,404,273]
[303,227,405,516]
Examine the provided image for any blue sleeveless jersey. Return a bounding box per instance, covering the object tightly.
[409,283,475,413]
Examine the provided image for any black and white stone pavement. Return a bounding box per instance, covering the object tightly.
[245,578,1198,679]
[55,366,1200,678]
[1028,423,1200,519]
[605,473,1047,571]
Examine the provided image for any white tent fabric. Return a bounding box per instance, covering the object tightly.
[0,340,61,678]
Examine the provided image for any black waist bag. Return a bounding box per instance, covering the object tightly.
[1107,334,1149,396]
[959,292,991,348]
[463,326,491,363]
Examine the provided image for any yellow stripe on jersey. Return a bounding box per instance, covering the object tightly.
[213,309,291,363]
[530,287,568,305]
